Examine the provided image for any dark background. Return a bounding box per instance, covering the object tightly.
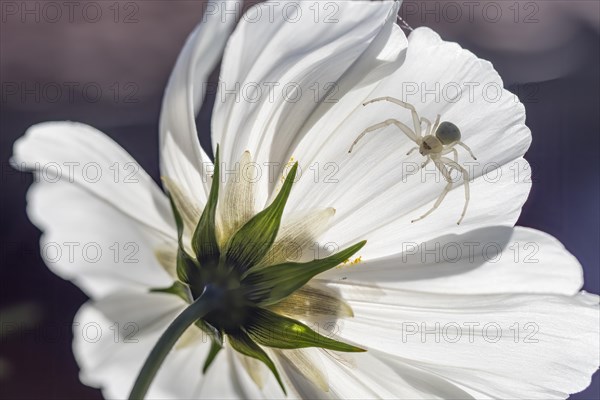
[1,1,598,399]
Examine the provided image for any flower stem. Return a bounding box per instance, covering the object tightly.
[128,286,220,400]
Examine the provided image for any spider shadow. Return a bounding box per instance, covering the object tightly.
[382,225,515,282]
[317,225,515,287]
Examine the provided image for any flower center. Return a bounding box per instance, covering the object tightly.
[153,147,366,393]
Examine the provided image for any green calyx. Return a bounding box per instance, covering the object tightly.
[155,147,366,393]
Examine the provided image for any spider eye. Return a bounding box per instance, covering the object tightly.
[436,121,461,145]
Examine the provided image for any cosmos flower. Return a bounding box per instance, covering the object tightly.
[12,0,598,399]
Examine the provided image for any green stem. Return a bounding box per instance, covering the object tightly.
[128,286,220,400]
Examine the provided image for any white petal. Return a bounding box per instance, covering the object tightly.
[27,182,174,297]
[332,284,600,399]
[213,0,402,207]
[13,122,175,240]
[303,158,531,262]
[159,0,241,205]
[280,23,408,189]
[287,26,532,256]
[321,226,584,296]
[366,351,477,399]
[319,350,474,399]
[13,123,176,297]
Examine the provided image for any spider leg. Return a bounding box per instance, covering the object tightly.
[441,157,470,225]
[348,119,418,153]
[441,147,458,163]
[411,159,453,223]
[406,146,419,156]
[421,156,431,169]
[420,117,432,135]
[456,141,477,160]
[432,114,441,134]
[363,97,422,137]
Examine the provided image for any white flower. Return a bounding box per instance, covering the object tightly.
[12,1,599,399]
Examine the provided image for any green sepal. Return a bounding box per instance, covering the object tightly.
[242,240,366,306]
[150,281,192,303]
[202,339,223,374]
[196,317,224,374]
[192,145,221,263]
[177,249,203,285]
[166,193,201,284]
[168,188,185,241]
[228,330,286,394]
[225,163,298,274]
[246,308,365,353]
[195,319,222,343]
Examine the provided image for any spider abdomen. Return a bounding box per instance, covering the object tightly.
[435,121,461,145]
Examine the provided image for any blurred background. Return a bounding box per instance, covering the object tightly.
[1,0,598,398]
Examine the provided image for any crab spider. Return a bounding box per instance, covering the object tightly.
[348,96,477,225]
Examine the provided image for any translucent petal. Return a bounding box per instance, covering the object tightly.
[261,208,335,266]
[236,351,269,389]
[218,151,257,246]
[276,349,329,392]
[268,284,353,321]
[153,244,178,279]
[161,176,200,241]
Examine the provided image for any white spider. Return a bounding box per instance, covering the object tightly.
[348,97,477,225]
